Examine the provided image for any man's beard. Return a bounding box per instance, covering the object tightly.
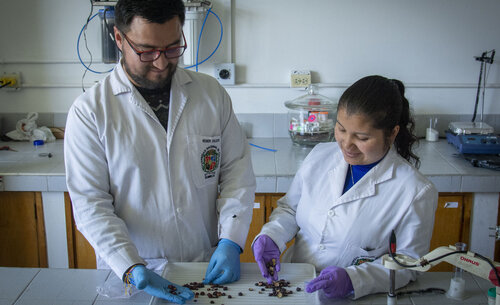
[123,59,177,90]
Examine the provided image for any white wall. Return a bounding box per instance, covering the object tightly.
[1,0,499,115]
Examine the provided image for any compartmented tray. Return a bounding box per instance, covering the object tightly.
[149,262,316,305]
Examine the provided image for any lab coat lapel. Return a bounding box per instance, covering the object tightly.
[111,62,133,96]
[167,68,191,151]
[328,159,349,202]
[331,148,396,207]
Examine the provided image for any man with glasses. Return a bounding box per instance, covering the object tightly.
[64,0,255,303]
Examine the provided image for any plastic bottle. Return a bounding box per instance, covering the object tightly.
[33,140,44,151]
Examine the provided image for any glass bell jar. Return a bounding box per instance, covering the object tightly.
[285,84,337,146]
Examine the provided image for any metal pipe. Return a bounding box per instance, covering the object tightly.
[389,269,396,297]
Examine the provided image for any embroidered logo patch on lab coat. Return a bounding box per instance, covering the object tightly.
[201,145,220,179]
[351,256,376,266]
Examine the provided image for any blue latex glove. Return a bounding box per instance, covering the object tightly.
[252,234,281,284]
[305,265,353,298]
[130,265,194,304]
[203,238,241,285]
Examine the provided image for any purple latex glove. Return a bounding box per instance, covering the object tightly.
[305,266,353,298]
[252,235,281,284]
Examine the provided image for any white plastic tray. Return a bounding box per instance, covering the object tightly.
[149,262,316,305]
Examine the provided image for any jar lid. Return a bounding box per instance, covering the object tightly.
[33,140,44,146]
[285,84,337,111]
[489,287,496,298]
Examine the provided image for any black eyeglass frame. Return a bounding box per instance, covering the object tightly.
[121,31,187,62]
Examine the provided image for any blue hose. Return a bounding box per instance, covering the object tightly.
[78,8,224,74]
[184,8,224,70]
[249,143,278,152]
[77,13,114,74]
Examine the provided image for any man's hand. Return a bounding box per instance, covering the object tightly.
[130,265,194,304]
[203,239,241,285]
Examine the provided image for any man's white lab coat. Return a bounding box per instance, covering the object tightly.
[258,142,437,298]
[65,63,256,279]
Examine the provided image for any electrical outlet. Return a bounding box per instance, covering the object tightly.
[0,72,21,90]
[290,70,311,88]
[215,63,235,85]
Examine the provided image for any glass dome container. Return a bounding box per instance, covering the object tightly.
[284,85,337,146]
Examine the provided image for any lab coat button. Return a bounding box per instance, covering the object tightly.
[176,208,182,213]
[319,244,325,250]
[328,210,335,217]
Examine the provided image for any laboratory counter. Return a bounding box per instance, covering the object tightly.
[0,138,499,193]
[0,263,496,305]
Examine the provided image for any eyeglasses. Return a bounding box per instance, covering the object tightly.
[122,32,187,62]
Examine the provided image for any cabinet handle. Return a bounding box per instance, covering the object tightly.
[444,202,459,208]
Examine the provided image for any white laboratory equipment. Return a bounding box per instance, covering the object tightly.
[90,0,216,67]
[183,0,212,66]
[382,231,500,305]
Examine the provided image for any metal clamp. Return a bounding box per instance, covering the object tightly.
[184,0,212,8]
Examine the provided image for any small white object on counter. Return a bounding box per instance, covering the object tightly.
[426,128,439,142]
[426,117,439,142]
[446,277,466,300]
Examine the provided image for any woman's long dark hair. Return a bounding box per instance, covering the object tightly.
[338,75,420,168]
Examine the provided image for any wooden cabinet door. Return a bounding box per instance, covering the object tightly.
[0,192,47,267]
[64,193,96,269]
[241,195,266,263]
[266,194,283,221]
[428,193,472,271]
[267,194,295,257]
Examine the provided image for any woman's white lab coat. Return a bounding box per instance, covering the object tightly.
[64,63,256,279]
[258,142,437,299]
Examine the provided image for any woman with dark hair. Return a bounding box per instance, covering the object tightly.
[253,75,438,299]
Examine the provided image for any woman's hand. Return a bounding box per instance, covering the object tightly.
[253,235,281,284]
[306,265,353,298]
